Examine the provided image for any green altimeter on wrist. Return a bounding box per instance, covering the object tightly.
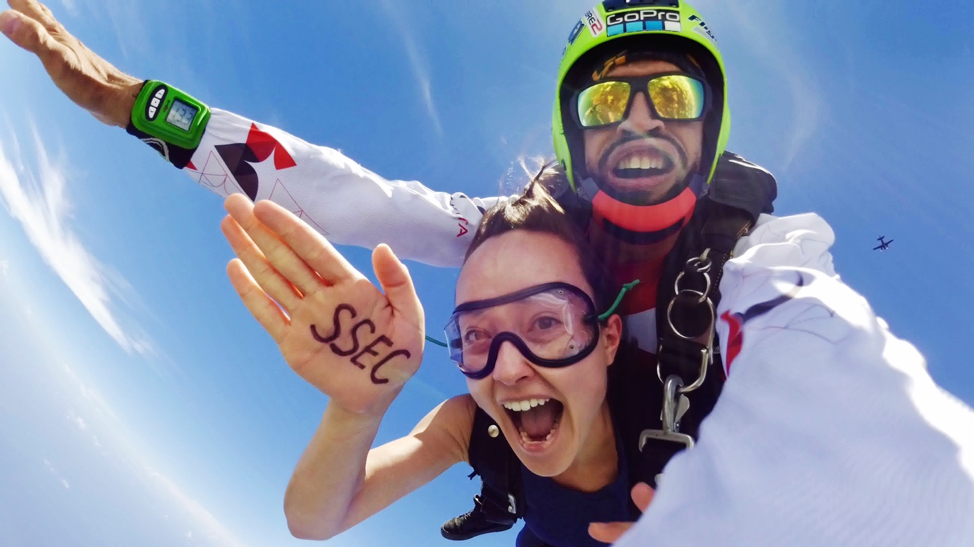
[130,80,210,150]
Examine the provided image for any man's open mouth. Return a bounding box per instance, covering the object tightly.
[611,151,675,180]
[502,398,565,444]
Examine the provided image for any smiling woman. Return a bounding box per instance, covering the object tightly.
[219,166,656,547]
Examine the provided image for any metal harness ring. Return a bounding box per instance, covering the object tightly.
[665,290,715,340]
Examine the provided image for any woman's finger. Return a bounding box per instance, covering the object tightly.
[226,259,290,344]
[224,195,324,296]
[252,199,362,285]
[221,215,302,312]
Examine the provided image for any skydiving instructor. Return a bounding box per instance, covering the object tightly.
[3,1,974,547]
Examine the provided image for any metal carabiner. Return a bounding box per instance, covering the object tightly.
[639,375,695,452]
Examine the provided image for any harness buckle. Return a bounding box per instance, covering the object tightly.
[639,375,695,452]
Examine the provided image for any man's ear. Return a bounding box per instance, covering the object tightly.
[602,314,623,366]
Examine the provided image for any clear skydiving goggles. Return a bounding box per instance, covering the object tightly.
[443,281,637,380]
[573,73,710,128]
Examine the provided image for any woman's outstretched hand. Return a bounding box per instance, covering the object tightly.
[222,194,425,417]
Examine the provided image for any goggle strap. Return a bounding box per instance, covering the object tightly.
[425,335,448,348]
[597,279,641,322]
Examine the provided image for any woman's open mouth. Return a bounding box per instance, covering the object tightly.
[502,397,565,451]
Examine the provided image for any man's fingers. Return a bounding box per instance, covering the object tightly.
[0,9,60,56]
[372,244,423,326]
[227,259,290,343]
[221,215,302,313]
[631,482,655,512]
[9,0,57,30]
[588,521,632,544]
[586,484,653,543]
[224,195,325,297]
[252,198,362,285]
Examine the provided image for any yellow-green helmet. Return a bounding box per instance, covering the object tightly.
[553,0,730,191]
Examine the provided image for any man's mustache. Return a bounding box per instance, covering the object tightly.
[596,130,688,175]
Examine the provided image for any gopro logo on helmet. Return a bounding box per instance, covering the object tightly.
[606,9,681,37]
[603,0,679,10]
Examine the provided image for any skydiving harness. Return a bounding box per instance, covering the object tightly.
[445,152,777,537]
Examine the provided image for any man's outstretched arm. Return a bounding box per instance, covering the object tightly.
[1,0,501,267]
[0,0,142,127]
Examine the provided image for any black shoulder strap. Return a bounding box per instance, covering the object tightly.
[654,151,773,386]
[623,151,775,490]
[468,408,523,526]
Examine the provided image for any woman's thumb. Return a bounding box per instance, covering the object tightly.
[372,244,422,321]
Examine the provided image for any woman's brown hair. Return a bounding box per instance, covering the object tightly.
[463,163,617,313]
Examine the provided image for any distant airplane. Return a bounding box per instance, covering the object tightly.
[873,236,893,251]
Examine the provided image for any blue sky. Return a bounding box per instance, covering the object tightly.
[1,1,972,546]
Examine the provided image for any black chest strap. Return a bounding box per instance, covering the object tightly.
[468,409,523,526]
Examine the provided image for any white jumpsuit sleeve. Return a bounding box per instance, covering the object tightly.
[180,108,505,267]
[615,213,974,547]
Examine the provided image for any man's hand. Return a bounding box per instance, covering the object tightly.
[588,482,655,544]
[0,0,142,127]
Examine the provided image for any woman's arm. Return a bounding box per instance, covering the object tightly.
[285,394,475,540]
[220,193,477,539]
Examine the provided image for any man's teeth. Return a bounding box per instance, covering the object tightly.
[502,398,549,412]
[618,154,663,170]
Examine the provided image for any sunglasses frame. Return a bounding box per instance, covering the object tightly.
[571,72,712,129]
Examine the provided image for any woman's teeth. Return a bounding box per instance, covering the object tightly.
[502,398,549,412]
[520,420,559,443]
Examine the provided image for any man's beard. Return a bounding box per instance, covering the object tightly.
[593,131,694,205]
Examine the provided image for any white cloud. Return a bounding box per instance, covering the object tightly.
[145,468,248,547]
[67,412,88,431]
[720,1,822,172]
[378,0,443,136]
[59,0,79,17]
[0,123,154,357]
[0,259,8,279]
[43,458,71,489]
[54,359,250,547]
[50,0,145,59]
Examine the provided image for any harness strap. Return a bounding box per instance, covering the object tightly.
[468,408,522,526]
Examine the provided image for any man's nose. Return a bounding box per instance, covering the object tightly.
[491,341,534,386]
[619,91,664,135]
